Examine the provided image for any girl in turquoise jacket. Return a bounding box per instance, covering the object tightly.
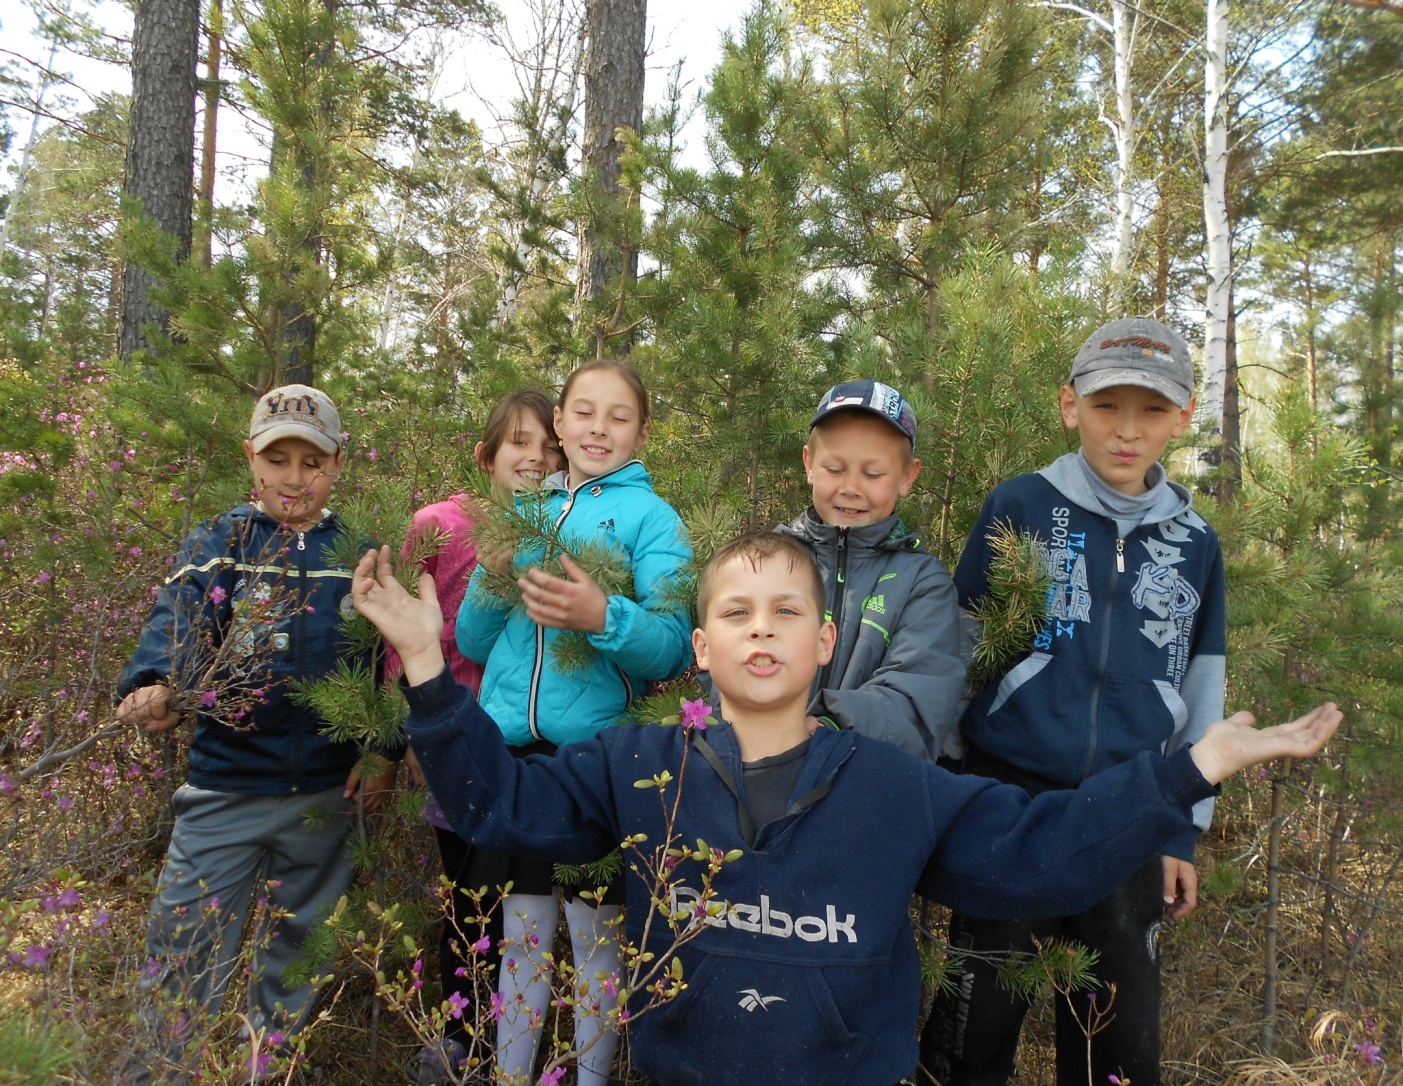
[454,360,692,1086]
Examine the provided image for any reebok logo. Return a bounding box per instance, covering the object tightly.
[670,887,858,944]
[737,989,786,1012]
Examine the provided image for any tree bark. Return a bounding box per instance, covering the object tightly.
[194,0,223,271]
[1110,0,1136,313]
[120,0,201,359]
[576,0,645,336]
[1199,0,1231,448]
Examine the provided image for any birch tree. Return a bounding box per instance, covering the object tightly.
[1199,0,1231,447]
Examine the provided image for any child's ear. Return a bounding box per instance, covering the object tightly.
[244,439,257,469]
[897,455,921,498]
[473,440,488,471]
[801,442,815,483]
[332,449,346,472]
[691,626,710,672]
[634,420,650,451]
[1172,395,1197,437]
[817,620,837,666]
[1058,385,1080,430]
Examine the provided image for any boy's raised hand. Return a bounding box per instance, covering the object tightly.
[1189,703,1342,785]
[352,546,446,685]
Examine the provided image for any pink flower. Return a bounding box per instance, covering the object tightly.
[1355,1041,1382,1064]
[198,690,218,708]
[471,936,491,954]
[446,991,469,1019]
[680,698,712,731]
[540,1069,565,1086]
[37,571,50,583]
[0,773,14,795]
[489,991,506,1021]
[23,945,51,969]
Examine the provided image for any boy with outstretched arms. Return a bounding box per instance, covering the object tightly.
[923,318,1227,1086]
[353,531,1335,1086]
[777,380,964,759]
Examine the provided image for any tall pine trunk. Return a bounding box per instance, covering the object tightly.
[119,0,201,359]
[576,0,645,354]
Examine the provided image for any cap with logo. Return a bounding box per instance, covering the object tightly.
[248,384,343,455]
[810,380,917,450]
[1069,317,1194,409]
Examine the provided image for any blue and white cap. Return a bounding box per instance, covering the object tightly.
[810,380,917,450]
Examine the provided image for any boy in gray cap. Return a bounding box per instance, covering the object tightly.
[116,384,396,1081]
[923,319,1226,1086]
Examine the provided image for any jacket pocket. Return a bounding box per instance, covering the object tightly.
[630,950,863,1085]
[986,651,1053,716]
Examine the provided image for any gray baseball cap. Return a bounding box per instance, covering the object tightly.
[1069,317,1194,408]
[248,384,342,454]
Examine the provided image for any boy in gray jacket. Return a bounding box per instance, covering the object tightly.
[778,380,964,760]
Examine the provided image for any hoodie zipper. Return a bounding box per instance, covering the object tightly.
[291,528,307,792]
[814,528,848,693]
[524,462,637,741]
[1080,533,1126,780]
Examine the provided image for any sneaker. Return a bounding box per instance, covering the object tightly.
[403,1038,472,1085]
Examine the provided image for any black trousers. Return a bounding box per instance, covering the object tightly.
[921,855,1165,1086]
[434,825,505,1045]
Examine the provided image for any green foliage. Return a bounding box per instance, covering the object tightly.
[965,520,1051,693]
[0,1008,84,1084]
[289,661,405,750]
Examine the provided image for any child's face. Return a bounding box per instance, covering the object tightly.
[479,411,564,492]
[244,436,344,528]
[692,555,835,722]
[554,369,649,484]
[1059,383,1195,496]
[802,412,920,528]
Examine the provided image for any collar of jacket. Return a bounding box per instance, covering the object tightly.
[543,459,652,496]
[692,720,858,848]
[778,507,924,554]
[231,502,342,533]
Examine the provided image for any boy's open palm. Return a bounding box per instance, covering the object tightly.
[1190,703,1342,785]
[352,546,443,680]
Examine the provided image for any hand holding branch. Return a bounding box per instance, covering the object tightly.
[519,554,608,633]
[351,546,446,686]
[116,684,184,733]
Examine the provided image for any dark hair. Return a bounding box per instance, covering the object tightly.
[475,389,559,470]
[696,531,825,621]
[558,360,650,425]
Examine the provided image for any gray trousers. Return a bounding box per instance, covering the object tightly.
[140,784,355,1044]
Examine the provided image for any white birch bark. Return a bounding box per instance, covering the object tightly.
[491,0,587,330]
[1199,0,1231,438]
[1110,0,1136,313]
[0,3,72,261]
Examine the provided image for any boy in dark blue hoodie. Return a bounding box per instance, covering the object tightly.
[351,531,1335,1086]
[924,318,1227,1086]
[117,385,396,1079]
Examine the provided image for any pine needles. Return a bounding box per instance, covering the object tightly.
[964,519,1051,693]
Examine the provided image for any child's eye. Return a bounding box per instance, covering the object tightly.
[721,608,747,619]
